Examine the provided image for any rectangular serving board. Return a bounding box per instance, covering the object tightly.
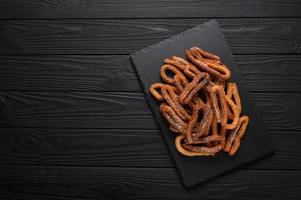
[130,20,274,188]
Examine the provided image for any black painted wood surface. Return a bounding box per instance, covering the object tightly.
[0,1,301,199]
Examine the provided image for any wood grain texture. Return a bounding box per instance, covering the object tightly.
[1,0,301,19]
[0,166,300,200]
[0,91,156,129]
[0,91,300,130]
[0,128,300,170]
[1,55,301,92]
[237,55,301,92]
[0,55,138,92]
[1,18,301,55]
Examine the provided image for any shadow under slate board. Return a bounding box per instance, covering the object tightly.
[130,20,274,188]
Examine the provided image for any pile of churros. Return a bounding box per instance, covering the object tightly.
[150,47,249,157]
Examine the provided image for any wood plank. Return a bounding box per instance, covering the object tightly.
[1,55,301,92]
[237,55,301,92]
[1,0,301,19]
[0,166,300,200]
[0,91,300,130]
[252,92,301,131]
[0,128,300,170]
[1,18,301,55]
[0,55,139,92]
[0,91,156,129]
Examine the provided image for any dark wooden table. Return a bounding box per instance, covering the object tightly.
[1,1,301,199]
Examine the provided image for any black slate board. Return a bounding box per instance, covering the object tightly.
[130,20,274,188]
